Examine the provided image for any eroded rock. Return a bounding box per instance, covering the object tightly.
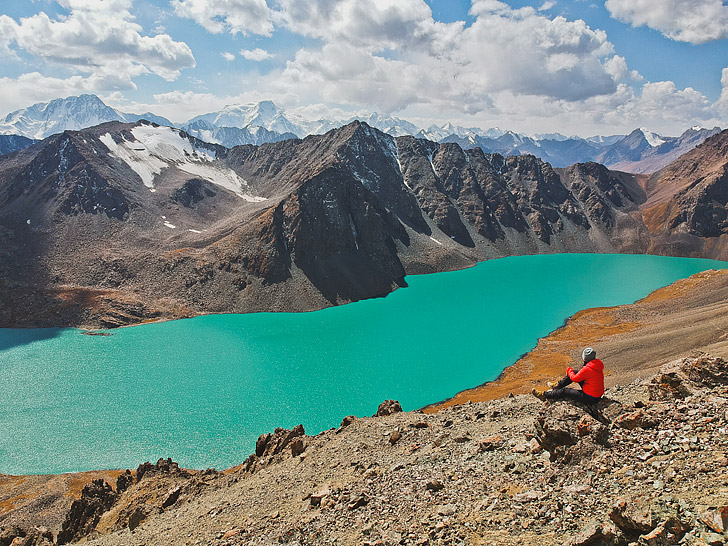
[256,425,306,458]
[57,479,116,545]
[374,400,402,417]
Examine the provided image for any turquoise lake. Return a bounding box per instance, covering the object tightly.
[1,253,725,475]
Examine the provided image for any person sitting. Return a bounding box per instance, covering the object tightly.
[532,347,604,405]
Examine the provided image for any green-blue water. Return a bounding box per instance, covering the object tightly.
[0,253,725,475]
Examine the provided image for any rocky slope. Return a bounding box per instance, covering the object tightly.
[641,130,728,257]
[0,121,726,329]
[3,352,728,546]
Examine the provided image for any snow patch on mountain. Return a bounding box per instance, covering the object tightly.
[639,128,666,147]
[99,125,266,201]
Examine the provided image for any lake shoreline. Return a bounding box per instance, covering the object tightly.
[1,254,726,477]
[423,268,728,412]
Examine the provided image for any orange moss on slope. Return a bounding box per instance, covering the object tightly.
[642,202,669,234]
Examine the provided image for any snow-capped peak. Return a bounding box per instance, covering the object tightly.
[0,94,173,140]
[639,128,666,147]
[188,101,300,136]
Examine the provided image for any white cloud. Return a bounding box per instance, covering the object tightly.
[0,72,104,113]
[481,80,719,136]
[277,0,435,50]
[239,48,274,61]
[715,68,728,116]
[605,0,728,44]
[538,1,556,11]
[268,0,625,115]
[171,0,274,36]
[221,51,236,61]
[0,0,195,88]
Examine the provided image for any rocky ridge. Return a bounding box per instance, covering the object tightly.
[2,353,728,546]
[0,121,726,329]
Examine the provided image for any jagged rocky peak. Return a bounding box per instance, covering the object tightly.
[0,125,134,221]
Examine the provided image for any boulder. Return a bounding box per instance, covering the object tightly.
[255,425,306,458]
[700,507,728,534]
[637,516,690,546]
[610,496,693,545]
[648,362,695,401]
[425,480,444,492]
[477,435,504,452]
[648,354,728,401]
[309,487,331,507]
[566,521,620,546]
[136,458,184,482]
[615,409,659,430]
[0,527,54,546]
[610,497,654,537]
[374,400,402,417]
[534,401,609,462]
[683,353,728,387]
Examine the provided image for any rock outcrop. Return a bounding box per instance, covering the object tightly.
[56,480,116,545]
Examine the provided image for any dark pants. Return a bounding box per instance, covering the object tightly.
[545,376,601,405]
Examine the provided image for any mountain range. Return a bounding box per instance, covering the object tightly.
[0,117,726,329]
[0,95,721,174]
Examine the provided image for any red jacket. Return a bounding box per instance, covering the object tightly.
[567,359,605,398]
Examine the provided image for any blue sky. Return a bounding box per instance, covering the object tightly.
[0,0,727,136]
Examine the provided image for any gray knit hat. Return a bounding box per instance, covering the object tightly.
[582,347,597,362]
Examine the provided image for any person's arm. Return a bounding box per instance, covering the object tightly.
[567,366,588,383]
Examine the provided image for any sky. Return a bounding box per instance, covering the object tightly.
[0,0,727,137]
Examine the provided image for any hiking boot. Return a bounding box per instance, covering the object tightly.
[547,381,557,389]
[531,388,547,401]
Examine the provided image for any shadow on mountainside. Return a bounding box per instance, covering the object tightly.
[298,250,408,305]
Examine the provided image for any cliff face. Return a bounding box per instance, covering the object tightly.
[0,122,726,328]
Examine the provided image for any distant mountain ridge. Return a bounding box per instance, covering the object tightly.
[0,94,173,140]
[0,94,721,173]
